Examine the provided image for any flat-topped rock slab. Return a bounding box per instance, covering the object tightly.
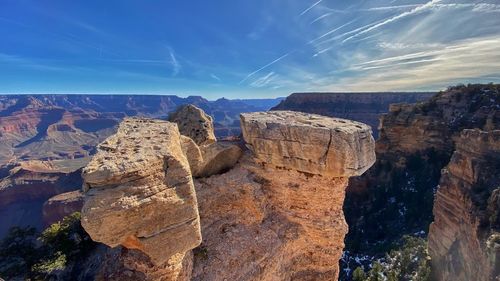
[240,111,376,177]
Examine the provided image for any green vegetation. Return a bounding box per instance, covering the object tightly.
[0,212,96,280]
[352,236,432,281]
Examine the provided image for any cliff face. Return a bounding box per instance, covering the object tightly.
[341,84,499,275]
[428,129,500,281]
[0,162,83,237]
[80,110,375,280]
[271,92,434,137]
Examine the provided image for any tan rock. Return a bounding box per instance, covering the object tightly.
[192,154,350,281]
[80,118,202,271]
[195,142,242,178]
[179,134,243,178]
[240,111,375,177]
[169,104,216,146]
[81,111,376,281]
[180,135,204,175]
[428,129,500,281]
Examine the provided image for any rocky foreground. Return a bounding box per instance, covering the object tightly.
[80,110,375,280]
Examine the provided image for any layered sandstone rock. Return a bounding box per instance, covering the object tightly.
[169,104,217,146]
[81,118,202,279]
[81,111,375,280]
[191,112,374,280]
[343,84,500,265]
[192,155,351,280]
[428,129,500,281]
[240,111,375,177]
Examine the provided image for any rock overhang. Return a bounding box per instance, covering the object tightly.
[240,111,376,177]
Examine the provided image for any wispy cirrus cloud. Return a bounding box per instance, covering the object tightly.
[167,48,180,76]
[210,73,222,81]
[250,71,277,87]
[342,0,444,43]
[330,36,500,91]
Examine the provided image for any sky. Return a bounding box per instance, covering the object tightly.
[0,0,499,99]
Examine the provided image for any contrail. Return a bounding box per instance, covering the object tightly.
[168,48,180,76]
[210,74,222,81]
[342,0,443,43]
[299,0,322,17]
[308,19,356,44]
[310,12,332,24]
[239,52,292,84]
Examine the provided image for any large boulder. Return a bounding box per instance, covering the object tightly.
[169,104,216,146]
[80,118,202,268]
[195,142,242,178]
[240,110,375,177]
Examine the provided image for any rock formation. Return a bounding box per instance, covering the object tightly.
[80,109,375,280]
[81,118,202,280]
[428,129,500,281]
[340,84,499,276]
[271,92,434,137]
[240,111,375,177]
[168,104,217,145]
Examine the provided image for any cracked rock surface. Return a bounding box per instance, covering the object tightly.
[81,118,201,271]
[240,111,375,177]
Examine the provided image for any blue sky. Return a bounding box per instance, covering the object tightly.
[1,0,499,99]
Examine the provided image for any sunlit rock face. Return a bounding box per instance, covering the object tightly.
[191,111,375,281]
[240,111,375,178]
[169,104,217,146]
[429,129,500,281]
[81,118,201,280]
[80,109,376,281]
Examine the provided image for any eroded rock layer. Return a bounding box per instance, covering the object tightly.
[192,155,350,280]
[342,84,500,267]
[81,118,202,279]
[240,111,375,177]
[429,129,500,281]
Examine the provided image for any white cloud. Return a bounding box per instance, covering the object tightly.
[210,73,222,81]
[298,0,323,17]
[332,36,500,91]
[342,0,443,43]
[239,51,292,84]
[168,48,180,76]
[250,71,276,88]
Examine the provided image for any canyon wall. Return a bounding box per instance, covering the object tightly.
[340,84,499,277]
[80,110,375,280]
[428,129,500,281]
[271,92,434,137]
